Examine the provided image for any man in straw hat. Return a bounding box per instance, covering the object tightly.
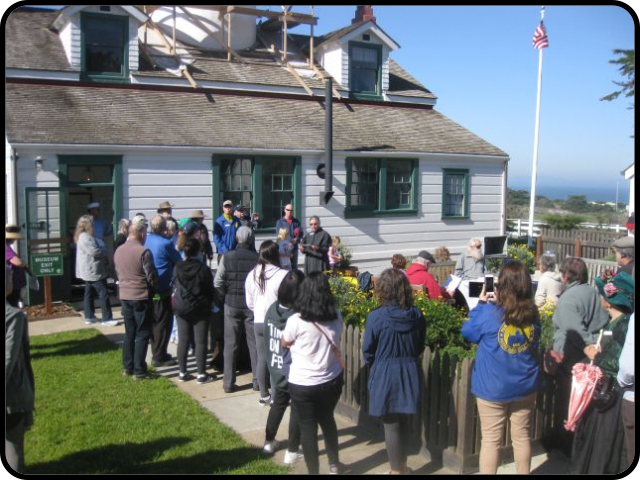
[157,201,178,243]
[190,210,214,263]
[5,224,28,308]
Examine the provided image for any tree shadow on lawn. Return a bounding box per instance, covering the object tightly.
[30,333,118,360]
[26,437,268,474]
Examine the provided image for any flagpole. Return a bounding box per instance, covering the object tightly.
[527,6,545,241]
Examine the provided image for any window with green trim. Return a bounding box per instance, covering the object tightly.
[81,13,128,82]
[442,169,470,218]
[218,156,297,229]
[349,42,382,99]
[346,158,417,217]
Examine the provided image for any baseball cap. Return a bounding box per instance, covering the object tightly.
[87,201,100,210]
[611,236,634,249]
[223,200,233,207]
[417,250,436,264]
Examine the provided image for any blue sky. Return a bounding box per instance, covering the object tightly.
[12,5,636,198]
[294,5,635,195]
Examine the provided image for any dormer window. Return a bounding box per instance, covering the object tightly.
[81,12,128,82]
[349,42,382,100]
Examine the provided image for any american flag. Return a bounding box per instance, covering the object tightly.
[532,21,549,49]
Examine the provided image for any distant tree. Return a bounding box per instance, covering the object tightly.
[601,49,635,110]
[541,214,585,230]
[507,189,529,205]
[563,195,590,213]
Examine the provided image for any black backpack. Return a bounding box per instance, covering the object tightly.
[357,271,373,292]
[172,277,205,317]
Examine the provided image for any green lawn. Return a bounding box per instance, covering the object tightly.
[25,329,288,474]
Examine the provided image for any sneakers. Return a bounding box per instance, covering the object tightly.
[262,439,280,455]
[178,372,193,382]
[84,318,98,325]
[101,319,120,327]
[259,395,271,406]
[223,384,238,394]
[133,372,156,381]
[329,463,343,475]
[283,450,304,465]
[196,373,216,385]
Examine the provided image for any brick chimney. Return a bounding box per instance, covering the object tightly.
[352,5,376,25]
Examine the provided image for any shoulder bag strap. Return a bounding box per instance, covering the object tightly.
[312,322,345,367]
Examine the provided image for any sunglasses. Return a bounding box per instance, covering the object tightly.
[285,209,293,212]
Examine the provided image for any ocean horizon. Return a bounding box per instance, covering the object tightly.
[508,180,631,204]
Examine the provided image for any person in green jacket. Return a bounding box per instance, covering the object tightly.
[549,257,609,457]
[5,264,35,473]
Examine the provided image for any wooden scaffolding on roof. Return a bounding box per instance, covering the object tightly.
[138,5,336,96]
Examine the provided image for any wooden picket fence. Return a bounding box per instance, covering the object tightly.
[539,227,625,260]
[336,325,561,473]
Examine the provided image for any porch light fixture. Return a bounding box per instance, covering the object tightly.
[34,156,45,171]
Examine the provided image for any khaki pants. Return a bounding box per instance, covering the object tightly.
[476,393,536,474]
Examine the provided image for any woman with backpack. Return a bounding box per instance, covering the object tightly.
[172,238,215,384]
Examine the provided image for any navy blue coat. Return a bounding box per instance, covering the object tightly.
[362,305,426,417]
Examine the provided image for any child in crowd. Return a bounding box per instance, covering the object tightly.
[328,236,343,274]
[277,227,293,270]
[434,245,451,263]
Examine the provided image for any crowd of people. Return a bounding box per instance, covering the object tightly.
[5,204,635,474]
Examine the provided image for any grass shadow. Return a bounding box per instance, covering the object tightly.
[30,331,119,360]
[26,437,272,474]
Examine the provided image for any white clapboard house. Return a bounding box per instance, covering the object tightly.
[5,5,509,303]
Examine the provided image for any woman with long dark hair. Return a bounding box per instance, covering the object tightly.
[172,238,215,384]
[461,261,541,474]
[363,268,426,474]
[281,272,344,475]
[245,240,287,404]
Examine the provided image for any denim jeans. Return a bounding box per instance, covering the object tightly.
[121,299,153,376]
[289,374,344,474]
[84,278,113,320]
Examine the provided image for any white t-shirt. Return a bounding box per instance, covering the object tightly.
[282,312,344,386]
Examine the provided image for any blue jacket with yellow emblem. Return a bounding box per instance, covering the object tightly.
[462,302,541,402]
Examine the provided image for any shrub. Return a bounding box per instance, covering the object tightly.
[538,300,556,350]
[329,275,472,359]
[336,242,353,268]
[486,243,537,275]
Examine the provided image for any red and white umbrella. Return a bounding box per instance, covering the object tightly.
[564,330,605,432]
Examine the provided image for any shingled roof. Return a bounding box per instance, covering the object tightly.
[5,82,505,156]
[6,8,430,99]
[5,8,506,158]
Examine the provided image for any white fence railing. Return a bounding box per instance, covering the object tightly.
[508,219,625,238]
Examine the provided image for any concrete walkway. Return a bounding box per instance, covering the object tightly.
[28,309,571,475]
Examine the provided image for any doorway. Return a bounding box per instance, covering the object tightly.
[59,156,122,304]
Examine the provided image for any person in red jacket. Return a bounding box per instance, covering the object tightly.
[405,251,450,301]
